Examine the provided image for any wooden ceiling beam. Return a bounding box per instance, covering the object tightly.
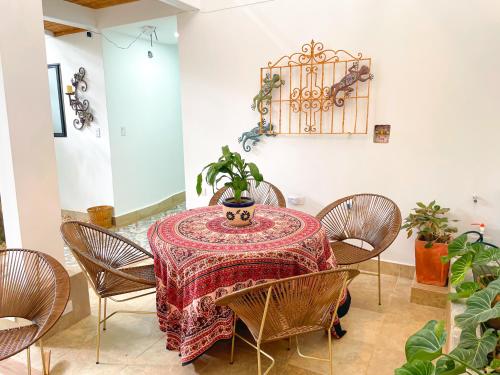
[43,20,86,37]
[64,0,139,9]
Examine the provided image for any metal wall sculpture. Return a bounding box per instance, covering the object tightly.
[65,67,93,130]
[259,40,373,135]
[238,119,276,152]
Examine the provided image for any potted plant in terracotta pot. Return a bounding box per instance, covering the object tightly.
[402,201,457,286]
[196,145,263,227]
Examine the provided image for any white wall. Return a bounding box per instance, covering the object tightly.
[0,0,65,263]
[178,0,500,265]
[102,28,185,216]
[45,33,115,213]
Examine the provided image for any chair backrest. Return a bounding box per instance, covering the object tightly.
[60,221,150,293]
[317,194,402,250]
[215,268,359,343]
[209,180,286,207]
[0,249,69,353]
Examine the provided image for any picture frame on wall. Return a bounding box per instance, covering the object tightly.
[47,63,67,137]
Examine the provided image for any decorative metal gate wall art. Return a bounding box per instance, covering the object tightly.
[259,40,372,135]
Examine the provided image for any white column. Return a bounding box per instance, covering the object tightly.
[0,0,65,264]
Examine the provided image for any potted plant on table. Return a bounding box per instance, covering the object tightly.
[196,145,263,227]
[402,201,457,286]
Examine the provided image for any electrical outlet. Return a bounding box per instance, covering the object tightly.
[120,127,126,136]
[96,128,101,138]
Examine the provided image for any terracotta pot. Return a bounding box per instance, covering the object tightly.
[222,197,255,227]
[415,240,449,287]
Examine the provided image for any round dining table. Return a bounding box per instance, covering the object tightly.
[148,204,342,364]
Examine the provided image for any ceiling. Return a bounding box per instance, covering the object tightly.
[65,0,139,9]
[44,20,86,37]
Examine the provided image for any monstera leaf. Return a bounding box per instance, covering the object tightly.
[455,278,500,328]
[395,360,435,375]
[405,321,446,362]
[456,326,497,368]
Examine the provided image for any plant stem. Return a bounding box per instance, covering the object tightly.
[442,354,483,375]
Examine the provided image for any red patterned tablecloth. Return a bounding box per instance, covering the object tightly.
[148,204,337,364]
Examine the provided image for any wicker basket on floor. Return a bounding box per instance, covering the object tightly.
[87,205,114,228]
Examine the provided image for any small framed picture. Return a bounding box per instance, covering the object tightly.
[374,124,390,143]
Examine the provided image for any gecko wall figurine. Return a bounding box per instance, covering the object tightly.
[328,62,373,107]
[238,119,276,152]
[251,73,285,115]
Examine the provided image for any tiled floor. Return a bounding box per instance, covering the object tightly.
[7,207,445,374]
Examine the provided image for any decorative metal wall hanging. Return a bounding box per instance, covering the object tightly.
[258,40,373,135]
[238,119,276,152]
[65,67,93,130]
[251,73,285,114]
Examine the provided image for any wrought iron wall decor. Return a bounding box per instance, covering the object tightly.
[258,40,373,135]
[65,67,93,130]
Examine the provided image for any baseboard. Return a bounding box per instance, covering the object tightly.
[357,258,415,279]
[61,191,186,228]
[62,209,89,222]
[114,191,185,227]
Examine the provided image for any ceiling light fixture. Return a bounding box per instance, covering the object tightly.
[142,26,158,58]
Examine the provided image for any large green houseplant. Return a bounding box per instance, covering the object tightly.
[196,145,263,227]
[396,233,500,375]
[402,201,457,286]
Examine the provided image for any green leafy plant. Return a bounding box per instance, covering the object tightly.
[196,145,263,203]
[396,279,500,374]
[402,201,458,248]
[443,234,500,294]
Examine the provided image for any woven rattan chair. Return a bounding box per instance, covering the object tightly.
[215,268,359,375]
[0,249,70,375]
[209,180,286,207]
[316,194,402,305]
[60,221,156,364]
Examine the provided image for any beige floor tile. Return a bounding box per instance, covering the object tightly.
[7,271,445,375]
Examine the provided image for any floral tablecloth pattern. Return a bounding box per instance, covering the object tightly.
[148,204,337,364]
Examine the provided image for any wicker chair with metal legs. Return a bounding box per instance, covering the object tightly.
[209,180,286,207]
[0,249,70,375]
[316,194,402,305]
[60,221,156,364]
[215,269,359,375]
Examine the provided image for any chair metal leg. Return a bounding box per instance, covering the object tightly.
[40,339,51,375]
[257,344,262,375]
[103,298,107,331]
[26,346,31,375]
[378,255,382,305]
[328,330,333,375]
[96,297,101,364]
[230,314,237,364]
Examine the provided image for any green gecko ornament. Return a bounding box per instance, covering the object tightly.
[251,73,285,115]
